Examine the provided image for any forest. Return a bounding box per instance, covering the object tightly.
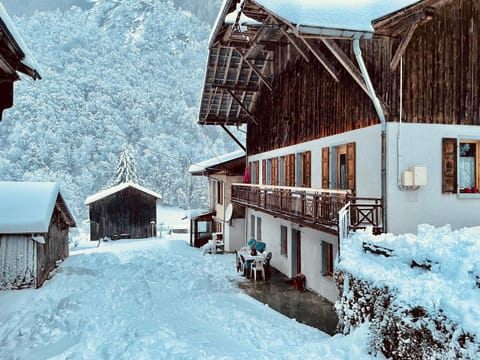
[0,0,241,230]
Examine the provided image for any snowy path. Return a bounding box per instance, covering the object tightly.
[0,238,375,359]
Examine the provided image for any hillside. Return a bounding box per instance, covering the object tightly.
[0,0,242,227]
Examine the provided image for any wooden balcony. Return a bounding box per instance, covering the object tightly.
[232,184,384,235]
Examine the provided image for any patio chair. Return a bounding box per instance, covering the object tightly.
[251,259,265,281]
[239,254,247,276]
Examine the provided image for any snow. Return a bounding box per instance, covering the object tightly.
[188,149,245,174]
[0,236,376,359]
[85,182,162,205]
[338,224,480,336]
[0,182,62,234]
[254,0,420,33]
[0,2,40,74]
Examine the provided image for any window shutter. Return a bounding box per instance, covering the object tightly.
[303,151,311,187]
[322,147,330,188]
[262,160,266,185]
[321,241,328,275]
[346,142,356,192]
[255,161,259,185]
[290,154,296,186]
[272,158,278,186]
[442,138,457,193]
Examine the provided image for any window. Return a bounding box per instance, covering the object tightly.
[217,181,223,205]
[279,157,285,186]
[459,140,480,193]
[280,225,288,256]
[321,241,334,276]
[256,217,262,241]
[266,159,272,185]
[250,161,259,184]
[322,143,355,191]
[250,215,255,239]
[442,138,480,194]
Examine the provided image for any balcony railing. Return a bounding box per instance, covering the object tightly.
[231,184,384,234]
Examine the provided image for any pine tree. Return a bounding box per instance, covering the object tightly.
[114,143,139,184]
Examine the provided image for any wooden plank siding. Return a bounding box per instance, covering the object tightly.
[247,0,480,155]
[88,188,157,241]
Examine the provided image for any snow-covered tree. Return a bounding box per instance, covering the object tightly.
[113,143,139,185]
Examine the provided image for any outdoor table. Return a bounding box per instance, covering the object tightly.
[238,248,266,278]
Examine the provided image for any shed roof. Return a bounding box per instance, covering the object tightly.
[188,149,245,175]
[85,182,162,205]
[199,0,429,126]
[0,182,76,234]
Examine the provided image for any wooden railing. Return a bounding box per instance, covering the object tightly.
[231,184,384,234]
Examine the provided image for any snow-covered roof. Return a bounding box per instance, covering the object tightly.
[0,182,75,234]
[254,0,421,34]
[188,149,245,174]
[0,2,41,79]
[211,0,422,45]
[85,182,162,205]
[184,209,214,220]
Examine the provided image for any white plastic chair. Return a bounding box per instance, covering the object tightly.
[251,259,265,281]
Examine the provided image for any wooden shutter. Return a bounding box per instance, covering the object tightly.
[272,158,278,186]
[255,161,259,184]
[346,142,356,192]
[262,160,266,185]
[284,155,291,186]
[322,147,330,188]
[290,154,296,186]
[248,162,252,184]
[302,151,311,187]
[442,138,457,193]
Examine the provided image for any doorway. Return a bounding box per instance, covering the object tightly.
[291,228,301,276]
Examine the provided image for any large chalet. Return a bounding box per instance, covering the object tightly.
[198,0,480,302]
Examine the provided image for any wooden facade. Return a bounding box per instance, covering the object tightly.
[247,0,480,154]
[87,186,159,241]
[200,0,480,154]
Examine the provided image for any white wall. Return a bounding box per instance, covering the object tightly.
[386,122,480,233]
[225,218,245,252]
[248,125,382,198]
[246,208,339,303]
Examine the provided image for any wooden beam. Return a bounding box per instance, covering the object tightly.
[390,23,418,71]
[221,124,246,151]
[321,38,371,99]
[213,84,259,92]
[301,38,340,82]
[226,88,259,125]
[279,28,310,63]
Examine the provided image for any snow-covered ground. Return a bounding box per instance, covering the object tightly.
[0,236,375,360]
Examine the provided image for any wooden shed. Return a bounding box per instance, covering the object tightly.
[0,3,41,121]
[185,209,215,248]
[85,182,162,241]
[0,182,76,289]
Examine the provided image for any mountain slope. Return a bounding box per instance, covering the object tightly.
[0,0,239,226]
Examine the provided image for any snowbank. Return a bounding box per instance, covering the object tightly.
[336,225,480,358]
